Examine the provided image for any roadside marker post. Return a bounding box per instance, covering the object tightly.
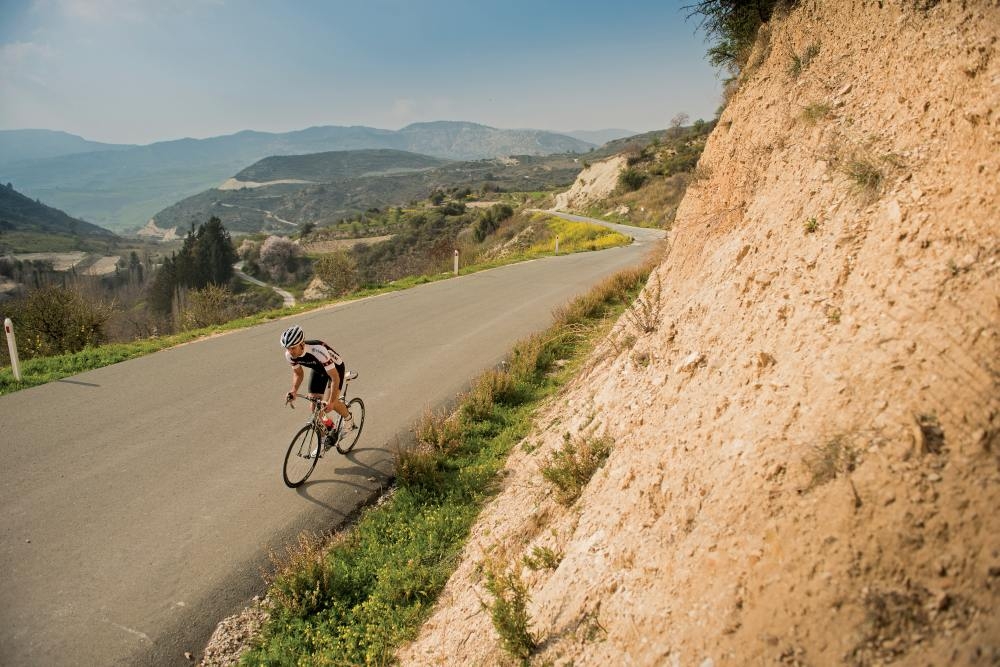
[454,249,459,276]
[555,236,560,254]
[4,318,21,381]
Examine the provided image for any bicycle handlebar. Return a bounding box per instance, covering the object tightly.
[286,393,326,409]
[285,372,357,408]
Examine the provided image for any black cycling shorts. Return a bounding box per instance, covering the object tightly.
[308,362,345,395]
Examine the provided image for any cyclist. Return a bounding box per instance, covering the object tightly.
[280,324,354,448]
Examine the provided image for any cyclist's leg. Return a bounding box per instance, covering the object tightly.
[324,363,351,420]
[307,369,329,400]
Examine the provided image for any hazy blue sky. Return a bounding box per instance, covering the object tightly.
[0,0,723,145]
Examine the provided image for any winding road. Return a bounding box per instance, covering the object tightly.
[233,262,296,308]
[0,215,663,665]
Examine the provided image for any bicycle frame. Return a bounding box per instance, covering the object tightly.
[288,374,354,432]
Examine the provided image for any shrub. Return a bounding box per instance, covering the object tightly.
[618,167,647,192]
[523,546,563,571]
[482,562,537,664]
[843,157,884,194]
[623,273,663,334]
[415,408,463,454]
[395,443,445,494]
[788,43,821,78]
[313,250,359,296]
[473,203,514,242]
[462,368,518,423]
[660,145,703,176]
[3,285,114,358]
[178,284,241,330]
[541,434,613,505]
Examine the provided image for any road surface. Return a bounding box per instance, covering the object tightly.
[0,219,663,665]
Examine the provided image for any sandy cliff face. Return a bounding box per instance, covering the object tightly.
[552,156,627,212]
[400,2,1000,665]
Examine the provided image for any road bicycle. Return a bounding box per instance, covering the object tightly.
[282,371,365,488]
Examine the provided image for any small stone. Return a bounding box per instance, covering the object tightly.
[927,473,942,482]
[839,83,853,96]
[676,352,705,374]
[184,651,194,661]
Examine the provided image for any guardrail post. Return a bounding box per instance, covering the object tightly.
[4,318,21,381]
[453,249,459,276]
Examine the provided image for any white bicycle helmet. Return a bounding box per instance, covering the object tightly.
[280,325,304,348]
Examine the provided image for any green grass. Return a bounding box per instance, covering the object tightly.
[240,259,654,665]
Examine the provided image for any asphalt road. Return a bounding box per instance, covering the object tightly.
[0,219,663,665]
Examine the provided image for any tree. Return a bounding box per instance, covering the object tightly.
[669,112,690,139]
[147,217,237,316]
[148,255,177,315]
[193,217,237,287]
[686,0,778,74]
[258,236,302,283]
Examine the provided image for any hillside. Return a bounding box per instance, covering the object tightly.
[233,149,451,182]
[0,122,594,232]
[0,183,118,252]
[152,152,585,234]
[400,2,999,665]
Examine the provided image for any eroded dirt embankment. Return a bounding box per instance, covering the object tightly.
[400,2,1000,665]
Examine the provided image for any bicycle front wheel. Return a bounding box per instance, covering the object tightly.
[283,425,320,488]
[336,397,366,454]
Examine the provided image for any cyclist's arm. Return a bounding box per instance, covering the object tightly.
[289,365,304,398]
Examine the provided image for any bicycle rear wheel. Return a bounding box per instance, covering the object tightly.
[283,424,320,488]
[336,397,366,454]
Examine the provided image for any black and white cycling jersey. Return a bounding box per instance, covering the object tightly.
[285,340,344,375]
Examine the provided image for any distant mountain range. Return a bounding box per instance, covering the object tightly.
[0,129,133,167]
[563,129,640,145]
[0,182,118,252]
[0,122,598,232]
[152,149,584,234]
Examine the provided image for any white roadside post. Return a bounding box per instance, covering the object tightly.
[555,236,560,255]
[4,318,21,381]
[453,249,459,276]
